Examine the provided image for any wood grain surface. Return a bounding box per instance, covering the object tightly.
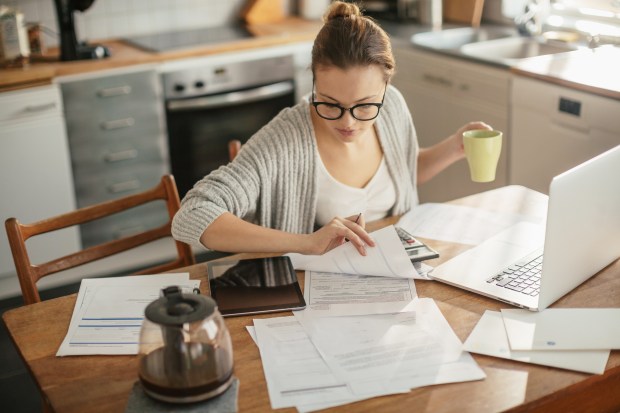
[3,186,620,413]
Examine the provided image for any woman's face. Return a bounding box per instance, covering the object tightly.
[312,64,386,144]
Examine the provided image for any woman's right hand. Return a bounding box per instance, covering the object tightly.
[302,214,375,256]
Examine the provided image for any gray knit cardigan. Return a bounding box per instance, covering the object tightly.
[171,85,419,250]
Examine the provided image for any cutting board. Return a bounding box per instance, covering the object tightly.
[443,0,485,27]
[241,0,286,25]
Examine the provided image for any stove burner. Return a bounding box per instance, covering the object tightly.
[124,25,253,52]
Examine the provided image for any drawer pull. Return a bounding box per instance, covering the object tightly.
[108,179,141,194]
[101,117,135,130]
[97,85,132,97]
[104,149,138,163]
[25,102,57,112]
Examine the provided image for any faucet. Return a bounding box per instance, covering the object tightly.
[514,0,550,37]
[587,34,620,49]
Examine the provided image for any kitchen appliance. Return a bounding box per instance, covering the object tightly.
[53,0,110,61]
[123,25,254,53]
[139,286,234,403]
[163,54,296,197]
[344,0,419,21]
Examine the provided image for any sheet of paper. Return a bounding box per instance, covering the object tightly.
[398,203,542,246]
[287,225,417,278]
[57,274,199,356]
[414,261,434,280]
[464,311,610,374]
[246,325,257,345]
[303,270,417,316]
[295,298,484,395]
[501,308,620,350]
[253,316,405,411]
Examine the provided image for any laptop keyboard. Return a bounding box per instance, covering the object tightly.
[486,249,544,296]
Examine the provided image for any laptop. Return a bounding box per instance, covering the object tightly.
[430,145,620,311]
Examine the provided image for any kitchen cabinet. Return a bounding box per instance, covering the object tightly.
[510,76,620,194]
[0,85,80,287]
[392,47,510,203]
[293,42,313,101]
[59,66,170,248]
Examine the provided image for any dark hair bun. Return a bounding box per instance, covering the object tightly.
[323,1,362,22]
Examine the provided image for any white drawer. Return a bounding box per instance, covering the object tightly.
[0,84,62,124]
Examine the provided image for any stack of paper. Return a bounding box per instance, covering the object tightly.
[464,309,619,374]
[57,273,200,356]
[253,226,485,411]
[251,268,486,412]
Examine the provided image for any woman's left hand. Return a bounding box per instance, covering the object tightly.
[450,121,493,159]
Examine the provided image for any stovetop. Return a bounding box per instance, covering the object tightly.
[123,25,254,53]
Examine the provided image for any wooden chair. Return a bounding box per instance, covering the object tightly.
[5,174,195,305]
[228,139,242,161]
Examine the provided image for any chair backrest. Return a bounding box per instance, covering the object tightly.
[228,139,242,161]
[5,175,195,305]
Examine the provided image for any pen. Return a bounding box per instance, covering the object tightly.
[354,212,362,225]
[344,213,363,243]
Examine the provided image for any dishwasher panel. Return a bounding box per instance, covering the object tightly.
[510,76,620,194]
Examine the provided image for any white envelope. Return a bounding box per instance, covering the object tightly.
[464,311,610,374]
[501,308,620,350]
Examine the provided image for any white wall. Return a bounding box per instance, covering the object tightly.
[7,0,248,47]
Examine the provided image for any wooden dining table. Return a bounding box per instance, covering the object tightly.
[3,185,620,413]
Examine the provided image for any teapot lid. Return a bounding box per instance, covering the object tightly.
[145,286,216,326]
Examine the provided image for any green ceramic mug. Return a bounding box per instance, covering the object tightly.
[463,130,503,183]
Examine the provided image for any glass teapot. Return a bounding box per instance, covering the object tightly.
[138,286,234,403]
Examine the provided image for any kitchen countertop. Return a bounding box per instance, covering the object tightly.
[380,20,620,101]
[510,46,620,100]
[0,17,323,92]
[2,17,618,100]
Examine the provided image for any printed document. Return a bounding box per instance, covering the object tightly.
[294,298,485,395]
[464,311,610,374]
[253,316,405,411]
[397,203,542,246]
[57,274,200,356]
[288,225,417,278]
[303,270,417,316]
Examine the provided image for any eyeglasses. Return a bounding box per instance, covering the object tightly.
[311,80,387,121]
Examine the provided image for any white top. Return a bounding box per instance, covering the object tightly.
[315,155,397,227]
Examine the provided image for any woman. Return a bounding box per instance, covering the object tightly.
[172,1,491,256]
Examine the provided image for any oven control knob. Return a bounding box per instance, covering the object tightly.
[194,81,205,89]
[174,83,186,93]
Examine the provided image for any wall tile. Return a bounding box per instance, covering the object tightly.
[22,0,246,47]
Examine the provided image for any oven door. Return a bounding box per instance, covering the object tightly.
[166,80,295,197]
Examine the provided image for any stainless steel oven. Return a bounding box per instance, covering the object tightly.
[163,55,296,197]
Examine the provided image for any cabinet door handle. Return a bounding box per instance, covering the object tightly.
[100,117,135,130]
[104,149,138,163]
[24,102,57,112]
[107,179,141,194]
[97,85,132,97]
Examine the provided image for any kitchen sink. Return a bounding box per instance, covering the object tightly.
[410,26,580,66]
[411,26,517,50]
[460,36,578,63]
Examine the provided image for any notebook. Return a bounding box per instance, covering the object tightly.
[430,145,620,311]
